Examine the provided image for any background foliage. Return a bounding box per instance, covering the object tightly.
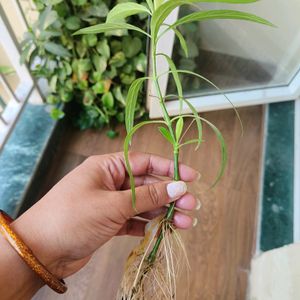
[21,0,148,134]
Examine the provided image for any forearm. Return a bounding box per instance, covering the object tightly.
[0,233,43,300]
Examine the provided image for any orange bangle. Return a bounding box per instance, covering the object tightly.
[0,210,67,294]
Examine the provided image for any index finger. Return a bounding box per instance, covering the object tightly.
[118,151,200,182]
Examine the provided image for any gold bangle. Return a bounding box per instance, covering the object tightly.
[0,210,67,294]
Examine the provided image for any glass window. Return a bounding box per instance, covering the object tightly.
[167,0,300,97]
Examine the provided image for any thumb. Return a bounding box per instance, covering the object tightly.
[121,181,187,217]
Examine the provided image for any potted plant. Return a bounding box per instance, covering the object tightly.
[21,0,148,136]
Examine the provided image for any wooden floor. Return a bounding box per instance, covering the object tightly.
[33,106,264,300]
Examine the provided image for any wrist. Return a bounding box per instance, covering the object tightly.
[11,213,63,278]
[0,232,43,299]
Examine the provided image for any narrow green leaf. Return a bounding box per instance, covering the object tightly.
[106,3,151,23]
[151,0,260,41]
[172,27,188,58]
[158,126,175,144]
[38,6,58,30]
[0,66,14,75]
[44,42,71,57]
[146,0,154,12]
[20,43,35,64]
[171,9,274,29]
[161,69,244,135]
[175,117,184,141]
[154,0,164,9]
[74,23,150,37]
[181,97,202,149]
[176,115,227,187]
[157,53,183,111]
[49,74,58,93]
[125,77,150,134]
[179,138,203,147]
[199,117,227,187]
[124,120,167,209]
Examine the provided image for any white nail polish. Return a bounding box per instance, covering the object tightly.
[193,218,198,227]
[196,199,202,211]
[167,181,187,200]
[196,172,201,181]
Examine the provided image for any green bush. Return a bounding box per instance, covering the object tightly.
[21,0,148,132]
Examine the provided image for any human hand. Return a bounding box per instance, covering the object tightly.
[12,152,199,280]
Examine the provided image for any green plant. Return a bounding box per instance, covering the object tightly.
[0,66,15,75]
[76,0,272,298]
[21,0,148,134]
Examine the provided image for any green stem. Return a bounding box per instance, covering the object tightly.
[147,40,180,264]
[147,150,180,264]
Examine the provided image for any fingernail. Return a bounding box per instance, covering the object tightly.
[196,172,201,181]
[196,199,202,211]
[193,218,198,227]
[167,181,187,200]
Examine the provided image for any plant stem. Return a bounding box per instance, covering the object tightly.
[147,40,181,264]
[147,149,180,264]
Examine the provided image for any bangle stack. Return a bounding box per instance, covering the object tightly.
[0,210,67,294]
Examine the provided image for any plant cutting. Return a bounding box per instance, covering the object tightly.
[75,0,272,298]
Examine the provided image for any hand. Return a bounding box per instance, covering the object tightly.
[12,152,199,280]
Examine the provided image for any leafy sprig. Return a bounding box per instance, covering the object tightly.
[75,0,273,264]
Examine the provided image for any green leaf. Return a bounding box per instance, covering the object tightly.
[106,3,151,23]
[92,81,105,94]
[133,53,147,73]
[172,27,188,58]
[76,41,87,58]
[50,108,65,120]
[74,22,150,37]
[151,0,260,41]
[49,74,58,93]
[102,92,114,109]
[171,9,274,29]
[83,90,95,106]
[161,69,243,134]
[175,117,184,141]
[92,54,107,73]
[122,36,142,58]
[125,77,149,134]
[157,53,183,110]
[96,39,110,58]
[113,86,126,106]
[83,34,98,47]
[146,0,154,12]
[0,66,14,75]
[109,52,126,67]
[59,88,72,102]
[44,42,71,57]
[49,0,63,4]
[121,73,136,85]
[176,114,227,186]
[124,120,167,209]
[20,43,35,64]
[66,16,81,31]
[154,0,164,9]
[85,3,109,18]
[158,127,175,145]
[197,117,227,187]
[38,6,58,30]
[39,30,61,40]
[106,130,119,139]
[72,0,87,6]
[181,97,202,149]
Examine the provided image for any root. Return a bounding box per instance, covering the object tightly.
[117,215,189,300]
